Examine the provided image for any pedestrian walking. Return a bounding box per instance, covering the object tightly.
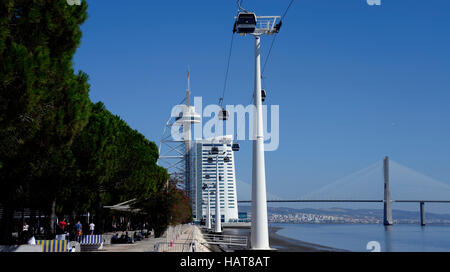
[58,218,67,231]
[75,221,82,242]
[22,222,29,243]
[89,222,95,235]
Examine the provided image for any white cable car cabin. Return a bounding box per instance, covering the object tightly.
[234,12,257,34]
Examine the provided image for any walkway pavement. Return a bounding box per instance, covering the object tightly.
[100,224,211,252]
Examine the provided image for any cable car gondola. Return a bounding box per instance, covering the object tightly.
[211,146,219,155]
[232,143,240,152]
[218,108,229,121]
[234,12,257,34]
[274,20,282,33]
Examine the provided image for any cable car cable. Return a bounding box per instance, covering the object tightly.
[261,34,278,77]
[237,0,248,13]
[219,32,235,107]
[261,0,295,78]
[281,0,295,20]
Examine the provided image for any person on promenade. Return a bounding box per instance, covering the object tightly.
[75,221,82,242]
[22,222,29,243]
[89,222,95,235]
[111,233,119,244]
[189,242,196,252]
[58,218,67,233]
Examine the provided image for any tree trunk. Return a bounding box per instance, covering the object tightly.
[30,208,36,236]
[49,198,57,236]
[96,190,104,233]
[71,210,76,224]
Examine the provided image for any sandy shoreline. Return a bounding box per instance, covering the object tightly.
[221,225,346,252]
[268,226,346,252]
[98,224,346,252]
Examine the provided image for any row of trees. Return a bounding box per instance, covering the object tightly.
[0,1,191,244]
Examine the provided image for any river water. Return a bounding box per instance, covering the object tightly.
[272,223,450,252]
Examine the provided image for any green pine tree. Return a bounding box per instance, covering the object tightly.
[0,0,91,243]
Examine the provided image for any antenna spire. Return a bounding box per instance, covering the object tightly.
[186,67,190,107]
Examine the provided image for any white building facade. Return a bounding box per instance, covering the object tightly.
[192,135,239,223]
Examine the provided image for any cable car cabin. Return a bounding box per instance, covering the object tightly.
[218,108,229,121]
[274,21,282,33]
[211,146,219,155]
[224,156,230,163]
[235,12,257,34]
[261,89,266,102]
[232,143,240,151]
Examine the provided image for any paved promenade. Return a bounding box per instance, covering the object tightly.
[100,224,212,252]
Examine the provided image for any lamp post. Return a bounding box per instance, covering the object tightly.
[234,12,281,250]
[203,183,212,230]
[210,145,226,233]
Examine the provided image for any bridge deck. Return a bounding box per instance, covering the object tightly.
[237,200,450,203]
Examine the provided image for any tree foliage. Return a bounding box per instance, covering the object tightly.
[133,180,192,238]
[0,1,191,244]
[0,0,91,241]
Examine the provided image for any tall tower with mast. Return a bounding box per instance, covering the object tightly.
[157,69,200,208]
[184,69,194,204]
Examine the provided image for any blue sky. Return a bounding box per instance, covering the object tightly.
[74,0,450,204]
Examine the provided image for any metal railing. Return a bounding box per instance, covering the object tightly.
[256,16,280,32]
[202,234,248,247]
[155,224,201,252]
[154,242,195,252]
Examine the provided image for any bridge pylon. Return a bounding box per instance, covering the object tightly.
[383,156,393,226]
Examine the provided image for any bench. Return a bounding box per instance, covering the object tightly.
[35,240,69,252]
[80,235,104,251]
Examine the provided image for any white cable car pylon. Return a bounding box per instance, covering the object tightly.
[234,2,283,250]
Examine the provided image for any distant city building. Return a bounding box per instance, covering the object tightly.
[191,135,239,223]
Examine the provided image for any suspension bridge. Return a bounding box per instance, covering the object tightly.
[238,157,450,226]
